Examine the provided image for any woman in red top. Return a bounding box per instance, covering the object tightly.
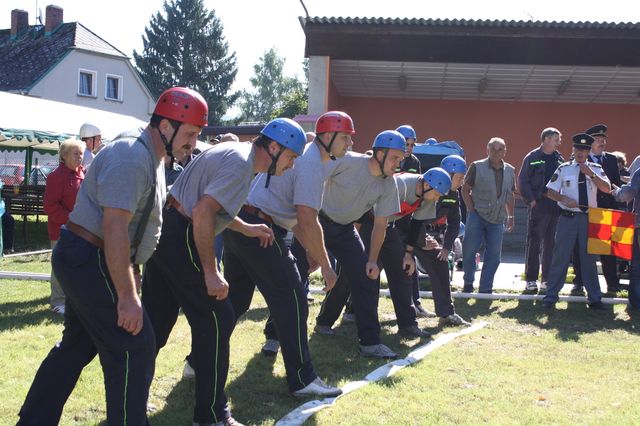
[44,140,85,314]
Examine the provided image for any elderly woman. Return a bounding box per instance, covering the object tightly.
[43,140,85,314]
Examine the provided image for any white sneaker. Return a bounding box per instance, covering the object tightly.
[292,377,343,398]
[359,343,398,359]
[539,282,548,294]
[51,305,65,315]
[182,360,195,379]
[438,313,471,327]
[523,281,538,294]
[261,339,280,356]
[415,305,436,318]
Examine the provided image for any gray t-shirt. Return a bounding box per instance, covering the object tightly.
[170,142,256,235]
[322,152,400,224]
[247,142,337,231]
[391,173,437,222]
[69,127,166,264]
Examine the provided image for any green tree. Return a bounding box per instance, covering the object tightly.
[133,0,239,124]
[240,48,305,122]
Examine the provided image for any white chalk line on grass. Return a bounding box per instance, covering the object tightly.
[275,321,488,426]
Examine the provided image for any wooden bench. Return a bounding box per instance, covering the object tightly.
[1,185,46,238]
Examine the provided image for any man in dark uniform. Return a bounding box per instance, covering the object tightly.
[396,125,422,174]
[572,124,622,296]
[519,128,564,295]
[18,87,206,425]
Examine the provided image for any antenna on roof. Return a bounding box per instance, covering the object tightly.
[37,8,43,25]
[299,0,310,19]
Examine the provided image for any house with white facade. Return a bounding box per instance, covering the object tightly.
[0,5,154,121]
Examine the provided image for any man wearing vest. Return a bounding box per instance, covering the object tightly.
[461,138,516,293]
[519,128,565,295]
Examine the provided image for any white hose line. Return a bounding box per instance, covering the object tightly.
[3,249,52,258]
[0,271,50,281]
[275,321,488,426]
[309,287,628,304]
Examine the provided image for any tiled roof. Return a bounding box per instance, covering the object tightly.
[302,17,640,30]
[0,22,126,92]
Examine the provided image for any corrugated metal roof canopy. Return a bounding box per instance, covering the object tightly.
[331,60,640,103]
[303,17,640,104]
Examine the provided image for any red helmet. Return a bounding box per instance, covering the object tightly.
[153,87,208,127]
[315,111,355,135]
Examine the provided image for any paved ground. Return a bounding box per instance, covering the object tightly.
[446,252,629,294]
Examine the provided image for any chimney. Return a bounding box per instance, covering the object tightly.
[10,9,29,39]
[45,5,63,35]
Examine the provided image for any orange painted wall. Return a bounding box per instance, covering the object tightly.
[333,97,640,172]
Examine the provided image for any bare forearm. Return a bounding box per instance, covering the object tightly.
[461,184,474,211]
[103,215,135,300]
[369,217,388,263]
[592,175,611,193]
[193,204,218,276]
[506,196,515,216]
[295,218,330,269]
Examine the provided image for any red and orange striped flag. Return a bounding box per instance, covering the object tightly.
[587,207,635,260]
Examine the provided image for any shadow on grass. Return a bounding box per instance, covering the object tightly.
[226,351,300,424]
[148,379,195,425]
[488,299,640,341]
[0,297,62,331]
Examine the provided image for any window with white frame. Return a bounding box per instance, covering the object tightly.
[105,74,123,101]
[78,69,97,97]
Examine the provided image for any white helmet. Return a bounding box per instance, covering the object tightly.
[79,122,101,139]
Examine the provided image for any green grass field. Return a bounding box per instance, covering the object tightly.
[2,255,640,425]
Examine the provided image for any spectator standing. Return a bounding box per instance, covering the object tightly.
[79,122,102,168]
[613,167,640,314]
[43,140,85,315]
[542,133,610,309]
[519,128,564,295]
[461,138,516,293]
[573,124,622,296]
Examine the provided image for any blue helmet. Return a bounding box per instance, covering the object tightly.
[425,137,438,145]
[373,130,406,152]
[423,167,452,195]
[441,155,467,174]
[260,118,306,155]
[395,125,417,141]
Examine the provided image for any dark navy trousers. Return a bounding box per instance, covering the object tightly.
[19,228,155,426]
[315,219,417,330]
[142,207,234,424]
[524,200,560,283]
[313,215,382,345]
[414,248,455,318]
[223,210,316,392]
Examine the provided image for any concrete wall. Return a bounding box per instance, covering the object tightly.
[29,50,154,121]
[331,96,640,172]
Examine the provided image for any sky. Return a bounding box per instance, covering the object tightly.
[2,0,640,98]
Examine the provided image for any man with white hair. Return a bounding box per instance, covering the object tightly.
[461,137,516,293]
